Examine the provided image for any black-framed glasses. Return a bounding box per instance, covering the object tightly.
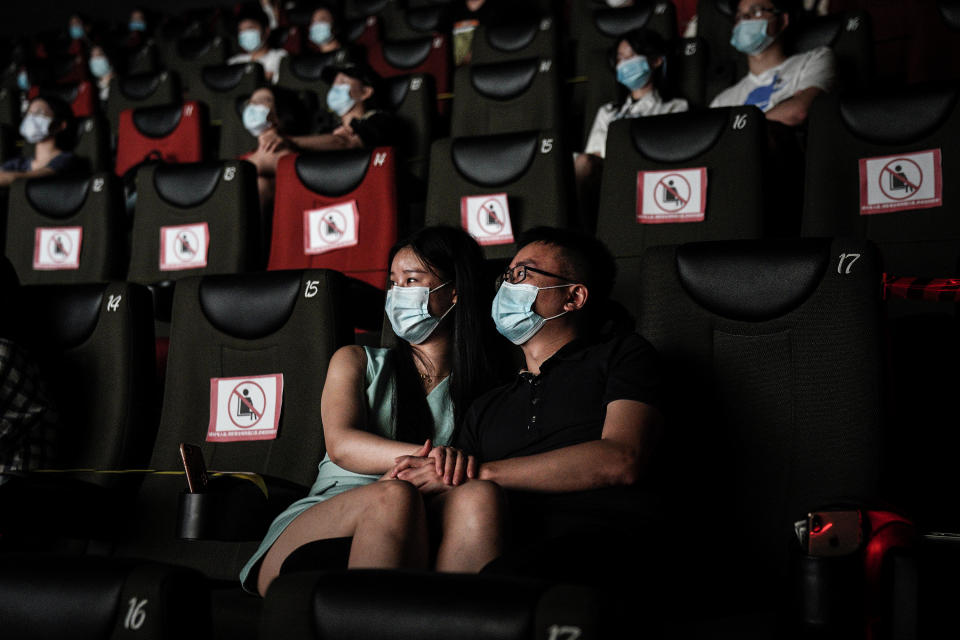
[496,264,571,289]
[734,5,780,21]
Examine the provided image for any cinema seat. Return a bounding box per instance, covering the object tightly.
[187,63,264,124]
[106,71,181,133]
[368,36,451,114]
[115,101,207,178]
[470,16,559,65]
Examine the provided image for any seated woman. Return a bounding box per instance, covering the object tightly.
[238,85,300,212]
[228,4,288,84]
[0,95,77,188]
[574,29,688,219]
[88,44,116,103]
[304,3,345,54]
[240,225,509,597]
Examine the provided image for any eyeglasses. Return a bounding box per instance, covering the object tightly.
[734,5,780,21]
[496,264,571,289]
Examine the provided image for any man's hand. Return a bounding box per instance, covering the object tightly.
[396,463,450,495]
[258,128,285,154]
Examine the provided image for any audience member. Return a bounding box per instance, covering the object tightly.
[228,4,288,84]
[0,95,77,187]
[88,44,116,103]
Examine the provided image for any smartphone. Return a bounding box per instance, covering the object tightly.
[807,510,863,556]
[179,442,209,493]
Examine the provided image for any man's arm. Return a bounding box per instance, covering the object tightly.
[288,128,362,152]
[477,399,662,492]
[765,86,822,127]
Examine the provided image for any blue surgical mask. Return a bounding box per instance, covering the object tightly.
[491,282,570,345]
[20,113,52,144]
[242,102,272,136]
[309,21,333,46]
[129,20,146,32]
[616,56,651,91]
[17,71,29,91]
[385,282,454,345]
[731,19,775,55]
[326,83,355,116]
[239,28,262,53]
[89,56,111,78]
[69,24,85,40]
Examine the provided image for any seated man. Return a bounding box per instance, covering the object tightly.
[391,227,664,601]
[228,4,288,84]
[710,0,835,126]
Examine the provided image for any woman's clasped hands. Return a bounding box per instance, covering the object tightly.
[382,439,478,494]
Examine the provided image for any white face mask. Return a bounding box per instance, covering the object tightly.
[490,281,570,345]
[20,113,53,144]
[242,102,272,136]
[385,282,455,344]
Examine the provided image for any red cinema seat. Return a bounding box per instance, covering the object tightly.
[367,35,450,114]
[28,81,96,118]
[115,101,206,177]
[268,148,397,289]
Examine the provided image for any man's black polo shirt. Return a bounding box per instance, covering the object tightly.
[456,332,662,463]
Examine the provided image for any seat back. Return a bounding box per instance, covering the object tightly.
[125,42,161,75]
[368,36,451,114]
[73,115,111,173]
[115,101,207,177]
[695,0,741,104]
[187,62,264,124]
[425,130,571,261]
[5,173,125,285]
[0,85,19,127]
[597,107,766,320]
[451,56,560,137]
[379,3,450,41]
[791,11,874,91]
[115,269,352,579]
[106,71,181,133]
[381,73,435,182]
[168,35,229,94]
[574,1,678,75]
[128,161,262,284]
[268,149,398,289]
[638,237,883,598]
[5,281,157,477]
[218,93,259,160]
[470,16,559,65]
[34,81,97,118]
[801,85,960,278]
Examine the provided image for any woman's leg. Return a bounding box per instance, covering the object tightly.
[257,480,428,596]
[429,480,506,573]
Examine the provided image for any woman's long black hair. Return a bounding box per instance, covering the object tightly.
[387,226,504,445]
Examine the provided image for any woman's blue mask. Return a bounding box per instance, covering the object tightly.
[69,24,85,40]
[17,71,29,91]
[491,282,570,346]
[731,19,775,55]
[242,102,271,136]
[239,28,262,53]
[385,282,454,345]
[89,56,111,78]
[326,83,355,116]
[309,21,333,46]
[616,56,651,91]
[129,20,146,32]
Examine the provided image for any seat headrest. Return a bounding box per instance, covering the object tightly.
[50,56,78,78]
[201,64,252,91]
[199,271,302,340]
[838,85,959,145]
[355,0,390,14]
[295,149,371,197]
[470,58,539,100]
[19,283,105,348]
[132,103,184,138]
[41,83,79,103]
[407,6,444,32]
[25,175,91,218]
[792,14,844,52]
[939,0,960,29]
[676,239,831,322]
[451,131,539,187]
[290,52,341,81]
[631,108,728,163]
[383,38,433,69]
[594,5,653,38]
[486,21,539,52]
[153,162,223,208]
[383,75,411,109]
[177,36,217,60]
[715,0,737,18]
[119,72,164,100]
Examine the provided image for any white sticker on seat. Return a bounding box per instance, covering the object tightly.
[859,148,942,215]
[160,223,209,270]
[207,374,284,442]
[636,168,707,224]
[33,227,82,270]
[461,193,514,245]
[304,200,359,255]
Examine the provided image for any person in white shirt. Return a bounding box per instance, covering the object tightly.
[710,0,835,126]
[227,5,287,84]
[575,29,688,219]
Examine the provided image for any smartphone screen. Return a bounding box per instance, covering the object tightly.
[179,442,209,493]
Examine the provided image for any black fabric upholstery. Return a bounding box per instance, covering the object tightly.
[470,58,538,100]
[24,175,90,218]
[289,52,341,81]
[132,103,184,138]
[631,107,728,163]
[178,36,217,60]
[940,0,960,29]
[450,131,539,187]
[487,21,539,52]
[838,85,958,145]
[18,283,104,349]
[119,72,164,100]
[40,83,79,103]
[593,5,653,37]
[406,6,443,31]
[201,64,249,91]
[383,75,410,108]
[153,162,223,207]
[676,239,831,322]
[793,13,844,50]
[349,0,390,17]
[199,270,301,339]
[295,149,371,197]
[382,38,433,69]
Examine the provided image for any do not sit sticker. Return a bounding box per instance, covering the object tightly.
[461,193,514,245]
[207,374,284,442]
[304,201,360,255]
[160,223,209,271]
[636,168,707,224]
[859,149,942,215]
[33,227,82,270]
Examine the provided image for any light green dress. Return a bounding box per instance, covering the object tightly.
[239,346,454,592]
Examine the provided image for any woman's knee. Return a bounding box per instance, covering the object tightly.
[369,480,425,519]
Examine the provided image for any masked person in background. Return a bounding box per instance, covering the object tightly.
[88,45,116,103]
[0,96,77,188]
[575,29,687,224]
[237,85,300,212]
[710,0,835,126]
[228,4,288,84]
[241,226,511,597]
